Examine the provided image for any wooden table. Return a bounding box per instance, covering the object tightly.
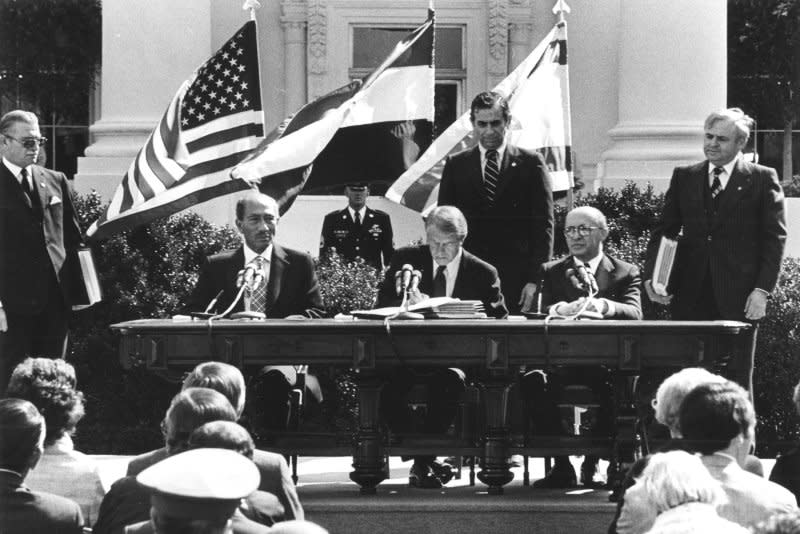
[111,318,754,494]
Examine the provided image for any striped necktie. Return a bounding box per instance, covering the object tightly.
[484,149,500,203]
[711,167,724,198]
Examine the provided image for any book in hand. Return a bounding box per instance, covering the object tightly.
[350,297,488,320]
[71,248,102,310]
[651,236,678,297]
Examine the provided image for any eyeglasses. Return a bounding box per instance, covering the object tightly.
[564,225,601,237]
[4,135,47,150]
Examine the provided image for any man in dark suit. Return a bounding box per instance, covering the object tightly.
[319,182,394,271]
[0,110,83,390]
[438,91,554,314]
[0,398,84,534]
[186,192,325,432]
[376,205,508,488]
[643,108,786,322]
[523,206,642,489]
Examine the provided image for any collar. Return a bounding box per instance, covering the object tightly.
[573,249,604,275]
[46,435,75,453]
[347,206,366,222]
[708,153,740,179]
[0,468,23,478]
[478,141,507,164]
[243,243,273,266]
[3,157,29,183]
[432,248,463,280]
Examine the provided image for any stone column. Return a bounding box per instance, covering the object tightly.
[281,1,308,113]
[76,0,212,197]
[598,0,726,189]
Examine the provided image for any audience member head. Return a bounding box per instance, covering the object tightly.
[0,398,46,476]
[182,362,246,418]
[265,520,330,534]
[137,448,259,534]
[6,357,86,446]
[162,388,237,456]
[653,367,726,437]
[679,381,755,462]
[188,421,255,460]
[344,182,369,211]
[752,510,800,534]
[640,450,721,514]
[425,205,468,266]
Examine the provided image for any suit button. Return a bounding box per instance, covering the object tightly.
[707,236,712,242]
[355,246,360,251]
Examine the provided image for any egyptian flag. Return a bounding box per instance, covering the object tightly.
[233,10,435,209]
[386,20,572,214]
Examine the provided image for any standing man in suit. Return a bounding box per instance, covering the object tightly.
[186,192,325,432]
[0,110,83,390]
[523,206,642,488]
[319,182,394,272]
[376,206,508,488]
[643,108,786,322]
[438,91,554,314]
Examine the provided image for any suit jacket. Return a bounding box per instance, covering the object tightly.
[438,144,554,290]
[320,207,394,271]
[702,453,797,527]
[644,159,786,320]
[124,448,302,521]
[0,471,84,534]
[539,254,642,320]
[376,245,508,319]
[0,162,82,315]
[187,244,324,318]
[770,445,800,505]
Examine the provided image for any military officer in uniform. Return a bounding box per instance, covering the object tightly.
[319,182,394,272]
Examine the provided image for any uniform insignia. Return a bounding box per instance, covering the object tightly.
[369,224,382,236]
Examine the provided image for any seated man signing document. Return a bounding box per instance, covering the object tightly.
[375,205,508,489]
[523,206,642,489]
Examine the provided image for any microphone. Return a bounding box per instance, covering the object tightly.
[204,290,224,313]
[566,267,583,292]
[238,260,267,291]
[395,264,414,295]
[410,270,422,292]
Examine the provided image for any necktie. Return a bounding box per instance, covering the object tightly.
[20,168,41,215]
[354,211,361,226]
[484,149,500,203]
[432,265,447,297]
[249,256,268,314]
[711,167,724,199]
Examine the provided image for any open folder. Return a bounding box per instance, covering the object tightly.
[350,297,487,319]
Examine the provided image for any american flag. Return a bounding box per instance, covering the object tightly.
[87,21,264,240]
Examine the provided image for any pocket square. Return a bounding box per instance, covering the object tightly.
[49,196,62,206]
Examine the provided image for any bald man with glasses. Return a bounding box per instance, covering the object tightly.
[0,110,83,391]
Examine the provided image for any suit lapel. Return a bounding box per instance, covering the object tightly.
[595,255,615,297]
[690,161,712,230]
[493,145,517,200]
[2,162,33,210]
[714,159,752,227]
[452,251,471,296]
[267,245,288,309]
[468,147,489,202]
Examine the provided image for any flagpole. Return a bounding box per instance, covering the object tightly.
[243,0,260,21]
[552,0,574,210]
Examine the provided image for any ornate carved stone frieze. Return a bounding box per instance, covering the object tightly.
[307,0,328,75]
[488,0,508,77]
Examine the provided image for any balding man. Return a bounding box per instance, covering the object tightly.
[0,110,83,388]
[186,192,325,432]
[524,206,642,489]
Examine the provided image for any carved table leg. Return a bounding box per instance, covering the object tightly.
[609,372,639,501]
[477,375,514,494]
[349,372,387,494]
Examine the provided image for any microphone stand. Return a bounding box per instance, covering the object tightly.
[392,285,424,320]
